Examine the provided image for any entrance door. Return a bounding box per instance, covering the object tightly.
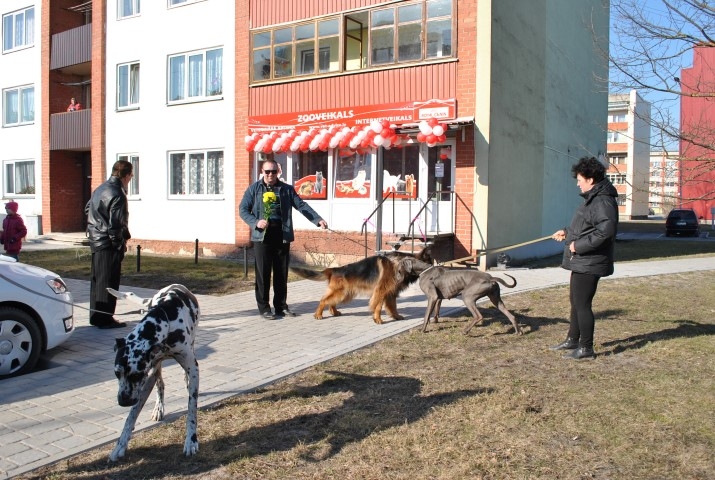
[424,139,456,234]
[379,139,456,238]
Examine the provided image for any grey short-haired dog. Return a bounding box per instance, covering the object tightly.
[418,266,521,335]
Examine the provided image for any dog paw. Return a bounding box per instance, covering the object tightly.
[184,438,199,456]
[313,314,324,320]
[151,404,165,421]
[108,445,126,462]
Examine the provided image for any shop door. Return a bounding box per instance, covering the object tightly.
[423,139,456,234]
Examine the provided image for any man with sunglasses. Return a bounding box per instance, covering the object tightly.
[240,160,328,319]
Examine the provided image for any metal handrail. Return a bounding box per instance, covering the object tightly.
[361,191,398,257]
[404,190,456,247]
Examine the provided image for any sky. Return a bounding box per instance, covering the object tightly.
[609,0,697,148]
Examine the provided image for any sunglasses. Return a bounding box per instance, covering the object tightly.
[263,170,278,174]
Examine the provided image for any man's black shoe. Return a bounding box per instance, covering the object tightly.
[96,320,127,329]
[276,307,297,317]
[550,338,579,351]
[562,347,596,360]
[261,311,276,320]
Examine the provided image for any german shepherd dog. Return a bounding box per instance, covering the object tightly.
[290,250,433,324]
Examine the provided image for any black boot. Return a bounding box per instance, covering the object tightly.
[562,347,596,360]
[550,337,578,351]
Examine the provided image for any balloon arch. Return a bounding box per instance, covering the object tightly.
[245,117,449,155]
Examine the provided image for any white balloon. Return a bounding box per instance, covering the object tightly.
[371,121,382,134]
[432,125,444,136]
[373,134,385,146]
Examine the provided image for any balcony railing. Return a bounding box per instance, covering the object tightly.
[50,109,91,150]
[50,23,92,71]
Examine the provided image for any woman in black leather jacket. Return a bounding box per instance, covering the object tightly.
[550,156,618,359]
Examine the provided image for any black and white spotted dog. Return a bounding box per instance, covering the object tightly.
[107,284,200,462]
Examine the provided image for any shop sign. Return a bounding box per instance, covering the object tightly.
[249,98,456,133]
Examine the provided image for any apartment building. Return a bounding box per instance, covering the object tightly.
[649,150,679,215]
[606,90,651,220]
[680,45,715,222]
[2,0,609,266]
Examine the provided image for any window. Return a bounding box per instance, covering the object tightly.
[169,150,224,196]
[607,130,626,142]
[384,145,420,199]
[3,85,34,126]
[293,151,328,199]
[608,154,626,165]
[617,194,626,206]
[117,62,140,109]
[168,48,223,102]
[334,150,372,198]
[117,154,140,195]
[4,160,35,195]
[118,0,140,19]
[168,0,200,5]
[607,174,627,185]
[609,113,626,122]
[295,19,339,76]
[250,0,454,83]
[3,6,34,52]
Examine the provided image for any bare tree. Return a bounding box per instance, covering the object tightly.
[608,0,715,204]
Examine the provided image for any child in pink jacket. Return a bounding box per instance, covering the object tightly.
[1,201,28,261]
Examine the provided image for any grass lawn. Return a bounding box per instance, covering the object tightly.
[14,225,715,479]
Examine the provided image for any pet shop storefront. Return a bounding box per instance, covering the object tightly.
[246,98,471,243]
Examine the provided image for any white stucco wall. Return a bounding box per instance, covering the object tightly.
[477,0,609,263]
[629,90,651,217]
[105,0,236,244]
[0,0,43,235]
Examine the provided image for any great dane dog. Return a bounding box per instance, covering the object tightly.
[107,284,200,462]
[418,266,522,335]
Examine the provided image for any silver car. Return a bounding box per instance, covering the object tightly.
[0,255,75,378]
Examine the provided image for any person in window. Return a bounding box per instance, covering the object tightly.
[67,97,82,112]
[84,160,133,329]
[239,160,328,319]
[550,156,618,360]
[1,201,28,261]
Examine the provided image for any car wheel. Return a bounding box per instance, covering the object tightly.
[0,307,42,379]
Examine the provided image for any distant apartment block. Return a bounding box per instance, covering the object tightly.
[648,151,679,215]
[607,90,651,219]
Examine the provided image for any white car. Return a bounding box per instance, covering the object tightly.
[0,255,75,378]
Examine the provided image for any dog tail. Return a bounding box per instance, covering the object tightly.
[290,266,330,282]
[494,273,517,288]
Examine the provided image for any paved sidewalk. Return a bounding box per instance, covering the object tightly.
[2,256,715,479]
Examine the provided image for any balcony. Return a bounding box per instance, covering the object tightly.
[50,23,92,73]
[50,109,91,151]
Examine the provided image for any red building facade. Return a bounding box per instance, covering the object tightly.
[680,45,715,221]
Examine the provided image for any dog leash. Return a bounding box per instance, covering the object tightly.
[0,272,144,317]
[441,235,554,266]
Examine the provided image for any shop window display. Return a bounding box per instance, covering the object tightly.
[335,150,371,198]
[383,144,419,199]
[294,151,328,199]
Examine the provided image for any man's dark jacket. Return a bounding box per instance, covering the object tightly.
[85,176,131,252]
[561,179,619,277]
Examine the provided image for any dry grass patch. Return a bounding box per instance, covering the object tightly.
[20,270,715,480]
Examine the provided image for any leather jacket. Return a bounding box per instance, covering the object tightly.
[85,176,131,252]
[561,179,619,277]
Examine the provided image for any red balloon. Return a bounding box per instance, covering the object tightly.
[428,117,439,127]
[438,134,447,142]
[417,132,427,142]
[426,134,437,144]
[381,119,391,129]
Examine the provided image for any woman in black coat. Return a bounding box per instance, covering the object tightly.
[551,156,619,359]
